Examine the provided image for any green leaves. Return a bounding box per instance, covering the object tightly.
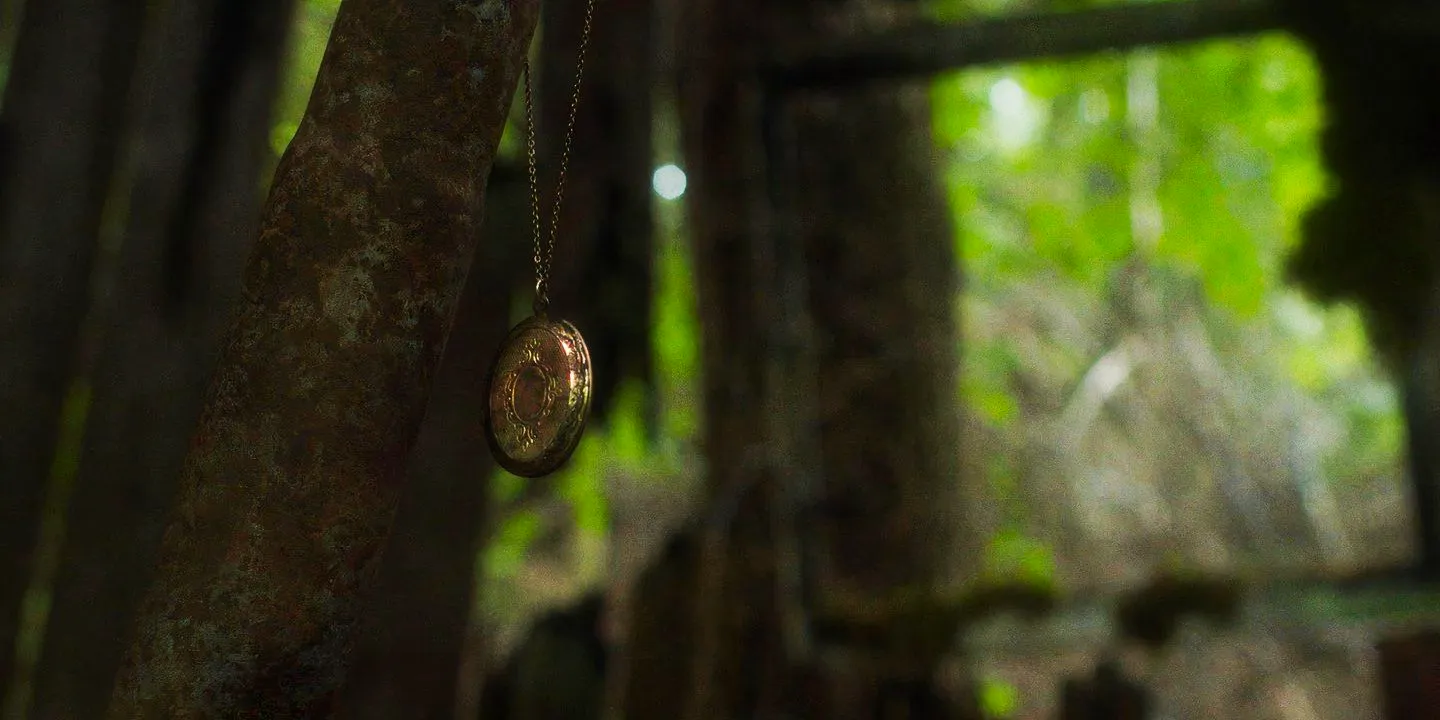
[983,528,1057,588]
[557,435,612,535]
[269,2,342,159]
[978,676,1021,718]
[937,31,1402,591]
[653,227,701,443]
[935,36,1326,312]
[485,508,542,581]
[936,58,1137,289]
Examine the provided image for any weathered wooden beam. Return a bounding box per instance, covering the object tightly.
[0,0,146,703]
[26,2,295,718]
[1377,631,1440,720]
[959,576,1440,656]
[764,0,1285,89]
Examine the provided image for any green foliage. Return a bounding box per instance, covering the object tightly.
[486,508,542,581]
[552,424,617,537]
[936,34,1403,586]
[654,233,700,386]
[935,36,1324,313]
[492,466,527,505]
[4,380,92,717]
[0,0,20,105]
[603,382,651,467]
[270,1,341,159]
[978,676,1020,718]
[498,97,524,160]
[653,212,701,445]
[1152,39,1324,315]
[983,528,1057,588]
[46,381,92,487]
[962,332,1022,429]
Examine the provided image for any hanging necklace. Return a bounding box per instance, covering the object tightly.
[483,2,598,478]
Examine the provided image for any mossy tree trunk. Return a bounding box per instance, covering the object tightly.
[105,0,538,715]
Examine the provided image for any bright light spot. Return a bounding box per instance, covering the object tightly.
[1087,349,1133,400]
[652,164,687,200]
[987,77,1044,150]
[1276,293,1325,338]
[989,78,1026,117]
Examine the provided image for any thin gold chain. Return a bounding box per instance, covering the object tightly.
[524,0,598,315]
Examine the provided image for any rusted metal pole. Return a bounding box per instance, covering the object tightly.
[334,167,524,720]
[105,0,538,715]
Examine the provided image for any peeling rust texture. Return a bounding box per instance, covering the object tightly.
[105,0,539,716]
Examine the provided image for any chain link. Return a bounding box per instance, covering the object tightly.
[523,0,598,316]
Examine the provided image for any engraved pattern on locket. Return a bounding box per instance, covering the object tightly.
[484,316,592,477]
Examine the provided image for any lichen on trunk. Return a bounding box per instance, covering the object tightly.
[335,169,525,720]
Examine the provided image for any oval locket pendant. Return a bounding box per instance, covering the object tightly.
[483,313,593,477]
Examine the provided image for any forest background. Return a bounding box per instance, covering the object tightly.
[0,0,1425,717]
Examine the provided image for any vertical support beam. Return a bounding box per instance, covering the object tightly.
[783,80,963,614]
[616,0,794,717]
[0,0,146,701]
[1286,0,1440,577]
[1377,631,1440,720]
[27,2,295,717]
[677,0,797,716]
[758,0,972,711]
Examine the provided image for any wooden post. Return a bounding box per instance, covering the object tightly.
[28,2,295,716]
[0,0,146,698]
[105,0,538,714]
[1059,661,1150,720]
[1377,631,1440,720]
[1285,0,1440,577]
